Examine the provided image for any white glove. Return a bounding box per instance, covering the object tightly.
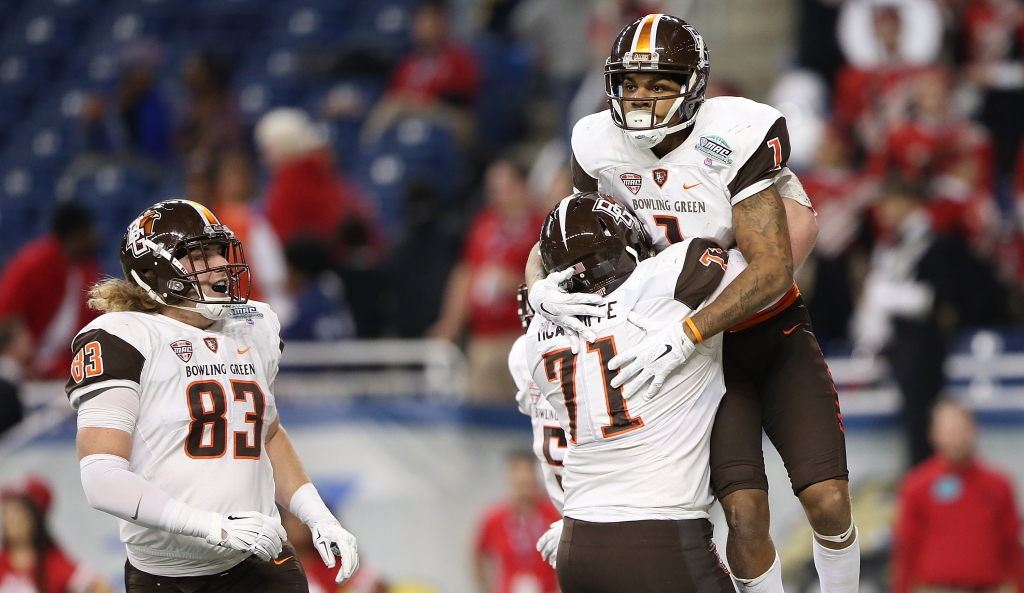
[536,520,562,568]
[311,520,360,585]
[290,483,360,585]
[529,267,606,353]
[608,321,697,401]
[206,511,287,562]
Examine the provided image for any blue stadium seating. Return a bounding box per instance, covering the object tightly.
[85,6,172,45]
[0,161,58,265]
[267,2,351,47]
[1,11,83,58]
[2,118,76,169]
[474,39,532,156]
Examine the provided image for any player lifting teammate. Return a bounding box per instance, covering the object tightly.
[68,200,358,592]
[527,15,858,593]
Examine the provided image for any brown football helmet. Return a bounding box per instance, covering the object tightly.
[605,13,710,148]
[539,192,654,295]
[120,200,250,320]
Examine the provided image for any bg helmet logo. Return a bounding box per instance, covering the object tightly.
[592,197,636,229]
[128,210,162,257]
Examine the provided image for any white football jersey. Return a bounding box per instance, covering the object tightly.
[572,96,792,253]
[509,335,565,512]
[66,302,283,576]
[525,239,745,522]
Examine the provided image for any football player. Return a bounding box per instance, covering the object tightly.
[526,15,858,593]
[509,285,566,515]
[68,200,358,592]
[524,192,742,592]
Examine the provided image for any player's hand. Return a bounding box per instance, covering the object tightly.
[536,520,562,568]
[207,511,287,562]
[529,267,605,353]
[311,519,360,585]
[608,321,696,401]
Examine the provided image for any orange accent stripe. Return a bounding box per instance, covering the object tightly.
[634,14,657,53]
[727,283,801,332]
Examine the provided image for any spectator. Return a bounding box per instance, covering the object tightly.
[281,239,356,342]
[0,204,101,379]
[211,149,288,312]
[81,46,171,162]
[0,476,111,593]
[893,401,1024,593]
[280,507,387,593]
[429,161,544,402]
[852,178,1006,465]
[363,1,481,147]
[175,52,243,161]
[256,108,373,247]
[474,451,560,593]
[0,318,29,437]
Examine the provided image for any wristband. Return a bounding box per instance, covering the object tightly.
[684,317,703,344]
[289,483,335,527]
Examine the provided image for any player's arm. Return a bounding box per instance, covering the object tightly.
[685,184,793,341]
[266,415,360,583]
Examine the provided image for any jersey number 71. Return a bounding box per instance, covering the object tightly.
[542,337,644,443]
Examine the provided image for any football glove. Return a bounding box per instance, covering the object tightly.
[608,321,697,401]
[206,511,286,562]
[529,267,606,353]
[311,520,360,585]
[536,520,562,568]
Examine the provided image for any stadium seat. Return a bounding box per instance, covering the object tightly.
[342,0,415,56]
[1,11,82,58]
[60,44,122,87]
[267,2,351,47]
[2,119,76,170]
[0,52,54,97]
[0,162,58,265]
[86,8,172,45]
[474,39,532,156]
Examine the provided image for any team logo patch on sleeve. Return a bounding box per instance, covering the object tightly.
[203,337,219,353]
[696,135,733,164]
[171,340,193,362]
[651,168,669,188]
[619,173,643,194]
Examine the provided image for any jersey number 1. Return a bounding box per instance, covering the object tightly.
[542,337,644,443]
[185,380,266,459]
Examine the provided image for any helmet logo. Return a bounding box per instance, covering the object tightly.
[128,210,162,257]
[620,173,643,195]
[682,24,708,69]
[593,197,636,229]
[651,168,669,188]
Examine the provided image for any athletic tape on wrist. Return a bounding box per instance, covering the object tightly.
[813,522,856,543]
[684,318,703,343]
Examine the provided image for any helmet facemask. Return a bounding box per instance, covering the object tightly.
[605,69,707,149]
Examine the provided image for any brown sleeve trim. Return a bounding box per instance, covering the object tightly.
[727,117,791,199]
[571,152,599,193]
[674,239,729,309]
[65,329,146,398]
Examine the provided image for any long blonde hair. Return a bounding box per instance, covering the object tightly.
[88,278,163,313]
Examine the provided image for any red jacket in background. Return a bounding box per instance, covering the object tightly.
[894,455,1024,593]
[0,235,100,378]
[265,150,357,245]
[475,497,561,593]
[387,43,480,104]
[460,208,545,337]
[0,546,91,593]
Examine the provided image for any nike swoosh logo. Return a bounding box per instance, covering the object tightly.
[237,347,250,355]
[131,498,141,521]
[783,324,801,335]
[227,515,243,521]
[273,556,293,566]
[652,344,673,363]
[683,182,702,190]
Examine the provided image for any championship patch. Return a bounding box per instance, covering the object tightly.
[171,340,193,363]
[229,305,264,320]
[203,337,219,353]
[696,135,733,164]
[619,173,642,195]
[651,168,669,188]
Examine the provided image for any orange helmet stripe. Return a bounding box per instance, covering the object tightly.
[632,14,660,54]
[183,200,220,225]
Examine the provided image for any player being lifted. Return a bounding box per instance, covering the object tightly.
[68,200,358,592]
[525,192,741,592]
[526,15,858,593]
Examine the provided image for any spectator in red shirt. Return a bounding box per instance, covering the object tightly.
[474,451,560,593]
[256,108,375,249]
[0,204,101,379]
[893,401,1024,593]
[430,161,545,401]
[0,476,110,593]
[363,1,481,147]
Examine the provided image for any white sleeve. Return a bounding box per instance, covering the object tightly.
[79,454,216,539]
[76,387,140,434]
[774,168,814,210]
